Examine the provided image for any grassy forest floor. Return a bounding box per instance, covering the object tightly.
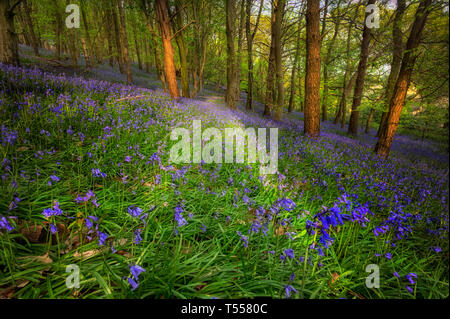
[0,45,448,299]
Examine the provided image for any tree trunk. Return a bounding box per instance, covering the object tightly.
[273,0,286,121]
[321,8,341,121]
[365,107,375,133]
[0,0,20,65]
[225,0,237,108]
[234,1,246,105]
[334,5,356,125]
[131,17,142,70]
[103,2,114,67]
[264,4,276,117]
[110,1,124,73]
[245,0,263,111]
[156,0,180,99]
[347,0,376,136]
[335,69,357,126]
[288,6,304,113]
[375,0,431,158]
[117,0,132,84]
[22,0,39,56]
[142,0,167,92]
[376,0,406,137]
[304,0,321,137]
[172,2,190,98]
[81,2,93,68]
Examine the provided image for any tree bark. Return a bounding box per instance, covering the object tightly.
[245,0,263,111]
[375,0,432,158]
[264,4,276,117]
[376,0,406,137]
[347,0,376,136]
[110,1,124,73]
[156,0,180,99]
[22,0,39,56]
[321,7,341,121]
[81,2,93,68]
[0,0,20,65]
[273,0,286,121]
[225,0,237,108]
[172,2,190,98]
[234,0,246,105]
[142,0,167,92]
[304,0,321,137]
[117,0,132,84]
[288,6,304,113]
[132,17,142,70]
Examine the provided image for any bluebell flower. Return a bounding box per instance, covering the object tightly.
[285,285,297,298]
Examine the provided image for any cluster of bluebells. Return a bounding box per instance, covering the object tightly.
[75,190,99,207]
[84,215,109,246]
[127,264,146,291]
[174,203,188,235]
[0,216,15,232]
[42,201,63,234]
[92,168,107,178]
[306,194,368,256]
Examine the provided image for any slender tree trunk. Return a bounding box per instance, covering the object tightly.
[172,2,190,98]
[322,8,341,121]
[111,1,124,73]
[273,0,286,121]
[225,0,237,108]
[245,0,263,111]
[117,0,132,84]
[81,2,92,68]
[304,0,321,137]
[22,0,39,56]
[234,1,246,105]
[335,69,357,126]
[156,0,179,99]
[144,38,151,73]
[375,0,431,158]
[334,5,357,125]
[142,0,167,91]
[0,0,20,65]
[298,74,304,112]
[132,17,142,70]
[347,0,376,136]
[376,0,406,137]
[288,7,304,113]
[365,107,375,133]
[264,4,276,117]
[103,3,114,67]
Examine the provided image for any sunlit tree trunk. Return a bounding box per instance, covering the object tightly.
[142,0,167,92]
[156,0,180,99]
[376,0,406,137]
[375,0,431,158]
[304,0,321,137]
